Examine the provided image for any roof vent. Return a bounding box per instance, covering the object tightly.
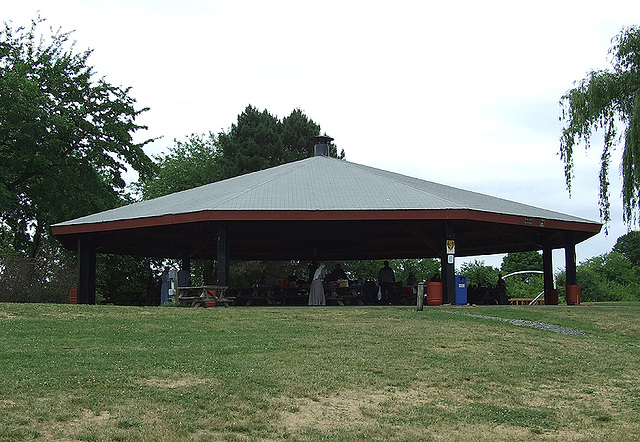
[312,135,333,157]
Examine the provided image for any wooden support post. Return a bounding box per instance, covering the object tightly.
[417,282,424,311]
[77,236,96,305]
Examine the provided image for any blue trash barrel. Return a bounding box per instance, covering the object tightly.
[455,275,467,305]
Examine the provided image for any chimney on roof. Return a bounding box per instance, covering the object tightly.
[312,135,333,157]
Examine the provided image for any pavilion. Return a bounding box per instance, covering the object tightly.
[52,138,602,304]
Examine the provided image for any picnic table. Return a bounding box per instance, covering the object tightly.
[325,283,364,306]
[509,297,545,305]
[176,285,233,307]
[400,286,417,305]
[233,286,280,306]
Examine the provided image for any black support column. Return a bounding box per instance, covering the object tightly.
[181,255,191,274]
[77,236,96,305]
[565,232,577,285]
[542,246,554,304]
[441,221,455,304]
[216,224,230,286]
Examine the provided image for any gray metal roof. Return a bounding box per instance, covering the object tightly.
[55,156,595,227]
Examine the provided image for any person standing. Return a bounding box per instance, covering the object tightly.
[308,264,327,305]
[326,263,348,282]
[378,260,396,304]
[160,267,170,305]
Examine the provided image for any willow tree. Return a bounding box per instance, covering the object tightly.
[560,26,640,228]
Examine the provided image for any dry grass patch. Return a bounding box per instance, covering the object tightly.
[275,386,556,441]
[0,311,16,319]
[272,374,638,440]
[279,389,389,432]
[32,409,111,441]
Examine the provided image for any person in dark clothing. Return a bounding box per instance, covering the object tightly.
[326,263,348,282]
[377,260,396,304]
[363,280,378,304]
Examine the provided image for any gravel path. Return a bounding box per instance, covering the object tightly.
[449,311,596,337]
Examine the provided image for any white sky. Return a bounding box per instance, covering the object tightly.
[5,0,640,270]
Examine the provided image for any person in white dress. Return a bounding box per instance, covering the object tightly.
[308,264,327,305]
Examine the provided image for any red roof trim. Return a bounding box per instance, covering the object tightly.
[51,209,602,236]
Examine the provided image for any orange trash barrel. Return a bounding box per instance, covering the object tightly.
[566,285,581,305]
[426,282,443,306]
[70,288,78,305]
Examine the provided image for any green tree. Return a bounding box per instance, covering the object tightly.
[218,105,343,179]
[500,251,544,298]
[388,258,441,284]
[612,230,640,266]
[134,132,220,200]
[135,108,341,200]
[501,251,543,274]
[575,252,640,302]
[560,26,640,227]
[0,16,154,303]
[0,16,154,258]
[459,259,499,286]
[340,258,440,284]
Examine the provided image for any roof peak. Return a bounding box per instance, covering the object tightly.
[53,153,598,229]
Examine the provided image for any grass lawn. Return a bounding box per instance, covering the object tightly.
[1,302,639,441]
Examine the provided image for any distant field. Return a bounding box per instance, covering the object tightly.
[1,303,639,441]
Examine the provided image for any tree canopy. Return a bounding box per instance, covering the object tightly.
[612,230,640,266]
[501,251,543,275]
[134,133,220,200]
[560,25,640,228]
[459,259,499,287]
[570,251,640,302]
[0,16,154,258]
[136,106,343,199]
[218,105,344,179]
[0,16,155,303]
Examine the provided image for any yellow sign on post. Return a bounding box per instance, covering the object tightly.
[446,240,455,255]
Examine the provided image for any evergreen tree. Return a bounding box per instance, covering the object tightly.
[217,105,342,179]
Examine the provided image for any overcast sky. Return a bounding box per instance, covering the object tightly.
[6,0,640,269]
